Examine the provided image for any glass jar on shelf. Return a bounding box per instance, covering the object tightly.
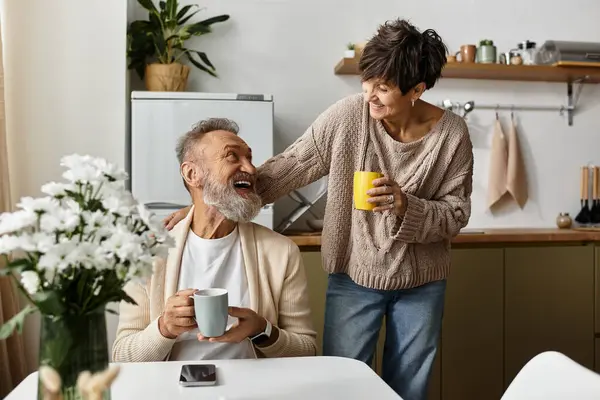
[517,40,537,65]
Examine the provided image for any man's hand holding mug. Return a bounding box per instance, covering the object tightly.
[158,288,197,339]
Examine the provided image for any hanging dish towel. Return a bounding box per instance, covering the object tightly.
[506,114,528,208]
[487,119,508,209]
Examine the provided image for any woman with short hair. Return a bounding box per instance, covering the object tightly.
[165,18,473,399]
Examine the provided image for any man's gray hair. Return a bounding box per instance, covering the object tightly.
[176,117,240,164]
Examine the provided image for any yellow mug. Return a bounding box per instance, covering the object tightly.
[353,171,383,211]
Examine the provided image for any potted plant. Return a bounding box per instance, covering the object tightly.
[127,0,230,92]
[0,154,174,399]
[345,42,356,59]
[477,39,497,64]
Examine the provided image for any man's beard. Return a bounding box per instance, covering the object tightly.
[202,174,262,223]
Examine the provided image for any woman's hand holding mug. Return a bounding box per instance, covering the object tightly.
[367,177,408,217]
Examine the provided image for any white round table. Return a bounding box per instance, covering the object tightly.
[6,356,402,399]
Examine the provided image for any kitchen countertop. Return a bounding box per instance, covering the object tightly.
[285,228,600,248]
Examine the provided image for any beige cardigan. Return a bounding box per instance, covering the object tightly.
[112,208,317,362]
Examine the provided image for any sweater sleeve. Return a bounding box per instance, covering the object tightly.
[111,280,176,362]
[257,97,354,205]
[255,241,317,358]
[388,126,474,244]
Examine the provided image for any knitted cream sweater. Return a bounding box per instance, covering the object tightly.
[257,94,473,290]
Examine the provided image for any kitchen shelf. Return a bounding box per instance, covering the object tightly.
[333,58,600,84]
[442,63,600,83]
[334,58,361,75]
[334,57,600,126]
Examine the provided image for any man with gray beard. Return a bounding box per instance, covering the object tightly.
[112,118,317,362]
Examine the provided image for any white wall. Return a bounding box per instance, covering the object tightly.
[130,0,600,230]
[2,0,128,371]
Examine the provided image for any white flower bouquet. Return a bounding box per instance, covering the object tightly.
[0,155,174,398]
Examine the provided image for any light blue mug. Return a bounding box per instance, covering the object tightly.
[191,288,229,337]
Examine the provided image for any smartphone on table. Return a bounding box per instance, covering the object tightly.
[179,364,217,387]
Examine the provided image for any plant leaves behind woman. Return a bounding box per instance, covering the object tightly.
[127,0,230,79]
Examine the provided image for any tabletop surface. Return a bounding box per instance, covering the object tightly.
[7,356,402,400]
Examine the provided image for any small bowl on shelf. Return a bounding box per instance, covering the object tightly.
[306,219,324,232]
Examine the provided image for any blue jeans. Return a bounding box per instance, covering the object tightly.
[323,273,446,400]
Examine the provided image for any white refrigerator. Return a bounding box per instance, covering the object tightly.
[129,91,274,229]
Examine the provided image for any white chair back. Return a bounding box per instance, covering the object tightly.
[501,351,600,400]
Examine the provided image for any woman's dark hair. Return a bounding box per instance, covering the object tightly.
[359,19,448,95]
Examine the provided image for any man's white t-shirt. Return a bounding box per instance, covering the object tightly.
[168,226,256,361]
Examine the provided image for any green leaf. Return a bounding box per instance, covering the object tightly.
[128,32,155,60]
[1,257,30,276]
[122,292,138,305]
[198,14,230,26]
[134,63,146,80]
[76,269,89,301]
[191,50,214,69]
[184,21,212,36]
[186,51,217,77]
[32,291,65,316]
[152,31,168,62]
[128,20,153,34]
[0,305,36,340]
[64,189,84,204]
[178,7,202,25]
[165,0,177,20]
[149,12,164,31]
[105,308,119,315]
[137,0,159,14]
[176,4,195,20]
[8,258,30,267]
[87,199,103,212]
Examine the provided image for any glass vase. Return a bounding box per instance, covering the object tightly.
[37,309,110,400]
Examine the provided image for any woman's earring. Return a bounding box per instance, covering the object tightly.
[411,99,415,107]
